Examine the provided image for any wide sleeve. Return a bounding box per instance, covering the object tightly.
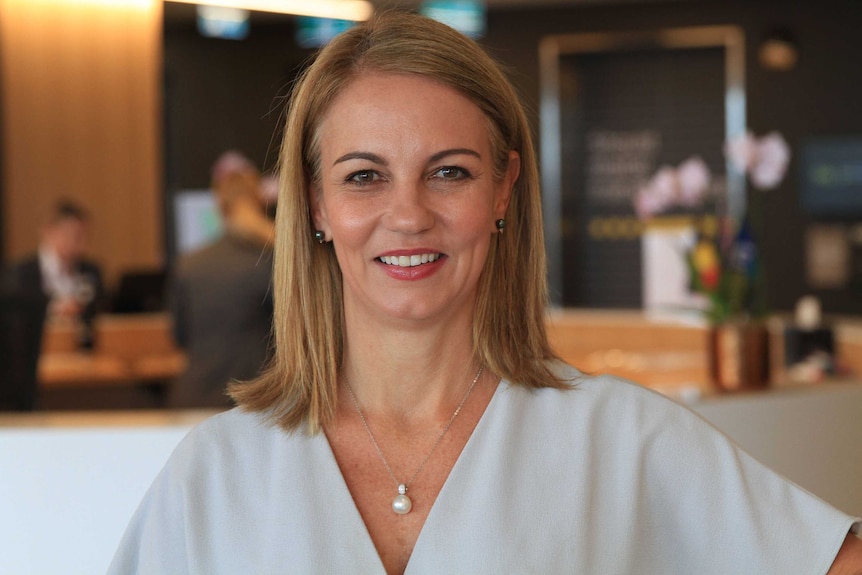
[106,444,192,574]
[618,381,861,573]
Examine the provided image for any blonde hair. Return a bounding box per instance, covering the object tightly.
[230,11,565,433]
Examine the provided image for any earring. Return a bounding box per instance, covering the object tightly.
[495,219,506,234]
[314,230,325,244]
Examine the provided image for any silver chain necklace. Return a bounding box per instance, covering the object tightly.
[344,365,484,515]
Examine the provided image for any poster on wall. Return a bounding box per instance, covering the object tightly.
[801,138,862,216]
[805,224,849,289]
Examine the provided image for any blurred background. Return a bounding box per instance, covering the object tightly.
[2,0,862,404]
[3,0,862,311]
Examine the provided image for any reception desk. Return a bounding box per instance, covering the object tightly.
[30,308,862,408]
[37,309,714,409]
[547,309,862,394]
[38,313,186,409]
[546,308,709,392]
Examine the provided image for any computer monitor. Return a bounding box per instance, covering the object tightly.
[173,189,222,255]
[111,270,168,314]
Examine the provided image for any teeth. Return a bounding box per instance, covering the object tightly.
[380,253,440,267]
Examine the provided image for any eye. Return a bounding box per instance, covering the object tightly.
[345,170,381,186]
[432,166,471,180]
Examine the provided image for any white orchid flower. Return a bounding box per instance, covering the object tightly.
[676,156,712,206]
[750,131,791,190]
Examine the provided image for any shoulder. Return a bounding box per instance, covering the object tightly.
[164,408,310,479]
[506,361,686,419]
[178,238,222,261]
[500,362,717,451]
[172,240,227,277]
[9,255,40,275]
[227,233,274,263]
[4,255,41,288]
[16,254,40,267]
[173,408,281,458]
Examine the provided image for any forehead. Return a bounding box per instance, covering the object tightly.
[317,72,491,157]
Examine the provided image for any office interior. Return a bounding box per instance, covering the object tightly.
[1,1,861,573]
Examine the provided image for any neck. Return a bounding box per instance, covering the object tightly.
[223,201,273,246]
[341,304,480,423]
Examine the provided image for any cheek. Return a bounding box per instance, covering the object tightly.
[445,194,496,239]
[323,198,375,243]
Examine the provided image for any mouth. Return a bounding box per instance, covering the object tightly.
[377,253,442,267]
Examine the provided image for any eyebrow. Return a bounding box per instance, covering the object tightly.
[332,148,481,167]
[333,152,387,166]
[429,148,481,163]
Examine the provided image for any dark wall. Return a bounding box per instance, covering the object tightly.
[163,0,862,314]
[480,0,862,314]
[162,17,312,257]
[164,19,311,187]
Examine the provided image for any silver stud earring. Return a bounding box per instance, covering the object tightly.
[314,230,325,244]
[495,219,506,234]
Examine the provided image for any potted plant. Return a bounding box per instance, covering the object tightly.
[635,131,790,390]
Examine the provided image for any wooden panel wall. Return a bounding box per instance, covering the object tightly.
[0,0,163,286]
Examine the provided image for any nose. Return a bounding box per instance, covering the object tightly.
[384,181,435,234]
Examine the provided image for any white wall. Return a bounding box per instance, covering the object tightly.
[0,418,201,575]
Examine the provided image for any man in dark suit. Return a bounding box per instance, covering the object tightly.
[4,200,104,338]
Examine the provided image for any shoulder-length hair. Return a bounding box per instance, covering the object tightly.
[230,10,566,433]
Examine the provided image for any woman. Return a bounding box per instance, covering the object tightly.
[110,12,861,574]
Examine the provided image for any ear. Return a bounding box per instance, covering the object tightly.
[493,150,520,221]
[308,183,330,239]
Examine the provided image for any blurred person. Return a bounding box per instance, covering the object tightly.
[167,150,274,409]
[4,200,104,331]
[259,172,279,220]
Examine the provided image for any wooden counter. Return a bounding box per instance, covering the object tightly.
[547,309,862,393]
[546,308,710,392]
[835,320,862,378]
[37,313,186,409]
[39,313,186,389]
[30,308,862,407]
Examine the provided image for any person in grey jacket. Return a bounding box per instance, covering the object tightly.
[168,151,274,408]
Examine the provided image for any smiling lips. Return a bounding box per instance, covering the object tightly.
[378,253,441,267]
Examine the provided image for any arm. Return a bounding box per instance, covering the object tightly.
[828,533,862,575]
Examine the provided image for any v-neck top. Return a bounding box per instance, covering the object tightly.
[108,365,860,574]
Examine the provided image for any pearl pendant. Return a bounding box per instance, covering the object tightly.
[392,484,412,515]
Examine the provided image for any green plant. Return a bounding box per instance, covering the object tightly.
[685,216,768,325]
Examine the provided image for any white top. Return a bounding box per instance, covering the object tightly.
[38,246,76,300]
[109,366,860,574]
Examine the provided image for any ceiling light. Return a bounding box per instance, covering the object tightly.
[168,0,373,21]
[758,28,798,71]
[197,5,250,40]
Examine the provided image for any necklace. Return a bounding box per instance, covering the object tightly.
[344,365,484,515]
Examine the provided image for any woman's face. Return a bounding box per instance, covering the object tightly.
[311,72,519,326]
